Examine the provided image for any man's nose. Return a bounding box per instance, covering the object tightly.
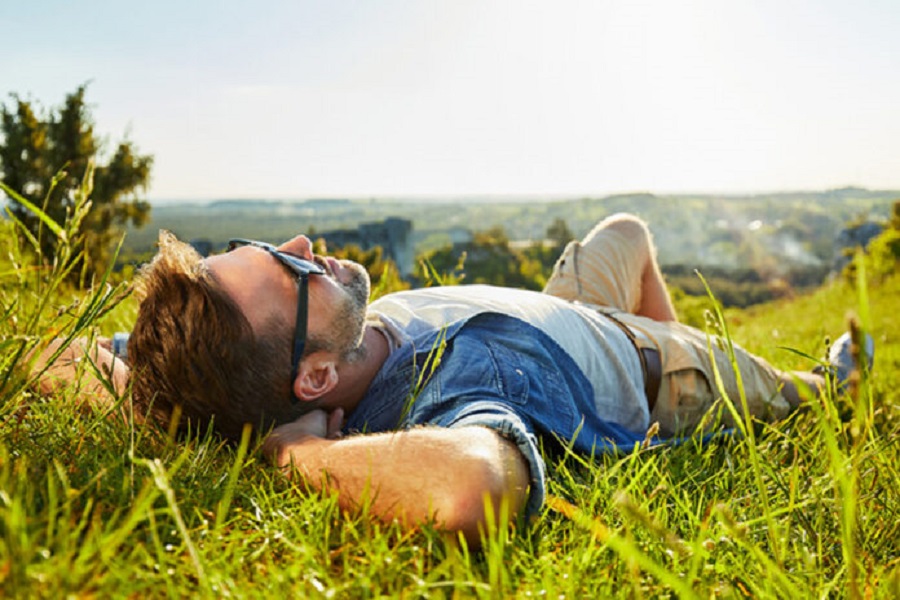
[277,235,314,260]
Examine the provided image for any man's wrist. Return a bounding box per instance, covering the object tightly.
[264,432,331,470]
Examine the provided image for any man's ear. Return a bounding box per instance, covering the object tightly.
[293,353,339,402]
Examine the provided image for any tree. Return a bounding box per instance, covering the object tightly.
[0,85,152,283]
[546,217,575,251]
[859,199,900,282]
[417,225,550,290]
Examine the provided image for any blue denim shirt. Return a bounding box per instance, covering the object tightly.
[344,312,649,517]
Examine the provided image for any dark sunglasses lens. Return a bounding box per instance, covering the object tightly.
[279,254,324,274]
[228,239,324,275]
[228,239,275,252]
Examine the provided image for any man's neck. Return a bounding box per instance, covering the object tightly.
[324,323,389,414]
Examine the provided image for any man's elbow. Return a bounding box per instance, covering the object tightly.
[437,437,530,543]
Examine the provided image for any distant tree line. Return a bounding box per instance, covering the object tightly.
[662,264,831,308]
[414,216,844,308]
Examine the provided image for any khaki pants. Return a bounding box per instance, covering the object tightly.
[544,214,790,437]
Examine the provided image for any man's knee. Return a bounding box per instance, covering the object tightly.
[584,213,655,267]
[599,213,652,241]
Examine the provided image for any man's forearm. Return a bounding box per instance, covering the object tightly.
[264,425,530,544]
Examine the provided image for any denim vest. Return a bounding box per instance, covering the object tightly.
[345,312,649,516]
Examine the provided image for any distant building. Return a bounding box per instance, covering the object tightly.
[317,217,414,277]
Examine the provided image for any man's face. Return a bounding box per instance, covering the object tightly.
[206,234,370,361]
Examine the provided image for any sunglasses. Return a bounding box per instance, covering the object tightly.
[227,239,326,405]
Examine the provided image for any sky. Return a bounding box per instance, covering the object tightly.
[2,0,899,201]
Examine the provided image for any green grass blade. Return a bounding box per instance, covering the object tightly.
[0,181,66,242]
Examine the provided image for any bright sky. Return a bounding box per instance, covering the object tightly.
[3,0,899,200]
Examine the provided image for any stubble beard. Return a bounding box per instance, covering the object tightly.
[324,261,371,363]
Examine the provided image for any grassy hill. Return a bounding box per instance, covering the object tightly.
[1,214,898,597]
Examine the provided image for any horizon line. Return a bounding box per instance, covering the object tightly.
[146,185,900,205]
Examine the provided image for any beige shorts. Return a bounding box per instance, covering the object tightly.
[544,214,790,437]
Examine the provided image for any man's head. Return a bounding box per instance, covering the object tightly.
[128,231,371,441]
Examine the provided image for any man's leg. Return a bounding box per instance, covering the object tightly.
[780,371,826,409]
[544,213,677,321]
[648,327,834,436]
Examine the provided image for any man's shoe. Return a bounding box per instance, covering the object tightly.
[826,331,875,389]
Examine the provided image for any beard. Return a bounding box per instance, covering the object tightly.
[313,260,370,363]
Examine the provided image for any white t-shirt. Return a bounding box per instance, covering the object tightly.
[369,285,649,432]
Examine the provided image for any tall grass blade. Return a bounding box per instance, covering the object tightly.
[215,422,252,530]
[0,181,66,242]
[142,456,210,591]
[696,271,783,565]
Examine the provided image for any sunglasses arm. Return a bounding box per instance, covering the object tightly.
[289,274,310,403]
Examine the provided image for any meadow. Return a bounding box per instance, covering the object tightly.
[1,192,898,598]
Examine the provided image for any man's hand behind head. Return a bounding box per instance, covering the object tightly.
[261,408,344,470]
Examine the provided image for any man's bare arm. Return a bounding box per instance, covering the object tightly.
[262,412,531,545]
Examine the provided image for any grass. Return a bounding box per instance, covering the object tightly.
[1,185,899,597]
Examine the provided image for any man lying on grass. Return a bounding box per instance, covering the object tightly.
[36,213,872,545]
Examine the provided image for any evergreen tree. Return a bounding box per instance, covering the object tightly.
[0,85,152,283]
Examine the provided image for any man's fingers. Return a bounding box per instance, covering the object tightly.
[260,435,281,464]
[263,410,328,456]
[327,408,344,439]
[262,409,345,468]
[295,409,329,437]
